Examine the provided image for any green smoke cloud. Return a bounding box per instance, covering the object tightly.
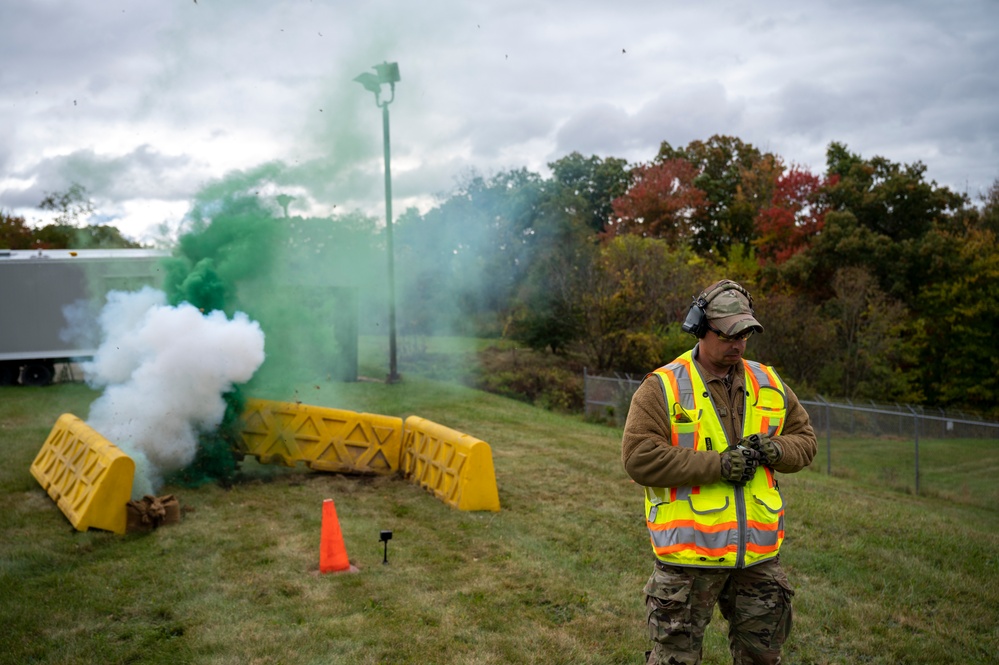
[159,165,389,488]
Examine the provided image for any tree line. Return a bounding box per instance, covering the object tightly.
[4,136,997,416]
[0,183,140,250]
[392,136,999,417]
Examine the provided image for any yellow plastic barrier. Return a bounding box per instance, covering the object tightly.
[237,399,403,473]
[401,416,500,512]
[30,414,135,534]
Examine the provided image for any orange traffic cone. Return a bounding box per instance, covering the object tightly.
[319,498,353,574]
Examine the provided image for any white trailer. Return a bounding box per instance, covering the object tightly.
[0,248,168,385]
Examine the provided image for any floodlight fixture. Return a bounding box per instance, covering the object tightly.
[353,61,400,107]
[353,72,382,95]
[373,61,400,85]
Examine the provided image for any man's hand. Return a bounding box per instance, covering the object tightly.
[743,433,782,466]
[719,446,761,485]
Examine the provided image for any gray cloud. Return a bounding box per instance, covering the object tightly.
[16,146,195,204]
[553,82,746,165]
[1,0,997,239]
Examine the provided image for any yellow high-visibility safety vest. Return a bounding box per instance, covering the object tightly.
[644,349,788,568]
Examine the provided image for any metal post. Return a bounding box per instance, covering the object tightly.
[907,405,920,495]
[354,62,401,384]
[818,395,831,475]
[381,102,399,384]
[826,403,832,475]
[914,407,920,495]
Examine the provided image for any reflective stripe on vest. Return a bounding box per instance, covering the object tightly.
[643,350,788,568]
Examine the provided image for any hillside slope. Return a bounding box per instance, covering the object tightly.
[1,379,997,664]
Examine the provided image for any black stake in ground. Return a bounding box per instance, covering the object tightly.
[380,530,392,564]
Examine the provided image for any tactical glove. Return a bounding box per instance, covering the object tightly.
[743,433,782,466]
[719,446,761,485]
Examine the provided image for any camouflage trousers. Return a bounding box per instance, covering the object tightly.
[644,558,794,665]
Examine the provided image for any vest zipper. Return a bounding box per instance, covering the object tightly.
[735,484,748,568]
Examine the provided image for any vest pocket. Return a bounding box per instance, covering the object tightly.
[750,486,784,514]
[688,492,730,515]
[645,487,670,522]
[671,420,699,450]
[753,385,787,436]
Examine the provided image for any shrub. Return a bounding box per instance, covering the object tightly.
[473,347,584,413]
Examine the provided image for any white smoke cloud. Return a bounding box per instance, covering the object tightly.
[82,287,266,499]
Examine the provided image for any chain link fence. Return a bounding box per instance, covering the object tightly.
[583,368,645,427]
[584,368,999,506]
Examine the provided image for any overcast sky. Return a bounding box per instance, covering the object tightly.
[2,0,997,243]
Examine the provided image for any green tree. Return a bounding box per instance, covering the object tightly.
[824,142,968,242]
[819,267,915,401]
[749,289,835,394]
[658,135,777,255]
[772,210,888,300]
[32,183,140,249]
[39,183,95,226]
[30,223,141,249]
[508,233,592,354]
[547,152,631,233]
[573,236,709,372]
[505,165,613,353]
[912,226,999,415]
[977,179,999,234]
[769,145,973,305]
[715,243,761,295]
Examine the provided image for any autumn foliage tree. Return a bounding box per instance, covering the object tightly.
[381,138,996,415]
[753,167,835,264]
[605,159,708,243]
[659,135,778,255]
[0,211,35,249]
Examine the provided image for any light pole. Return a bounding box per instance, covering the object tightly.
[354,61,401,384]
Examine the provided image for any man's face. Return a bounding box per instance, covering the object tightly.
[698,325,751,375]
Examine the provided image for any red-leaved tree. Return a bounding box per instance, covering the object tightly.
[605,159,708,245]
[753,167,836,263]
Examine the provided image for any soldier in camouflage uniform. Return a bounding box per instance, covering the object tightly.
[622,280,816,665]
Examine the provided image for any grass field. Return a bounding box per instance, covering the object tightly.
[814,434,999,511]
[2,371,999,664]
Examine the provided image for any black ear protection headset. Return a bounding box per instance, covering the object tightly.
[681,280,755,338]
